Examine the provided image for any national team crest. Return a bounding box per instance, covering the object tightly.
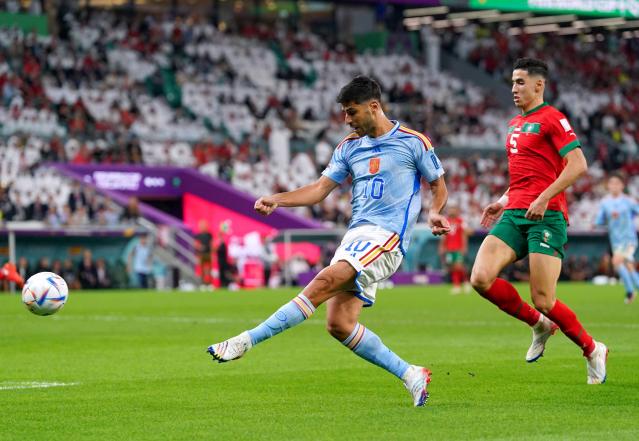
[542,230,552,243]
[369,157,380,174]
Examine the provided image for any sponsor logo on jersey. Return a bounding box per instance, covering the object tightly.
[559,118,573,132]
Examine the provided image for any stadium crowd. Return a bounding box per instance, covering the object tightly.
[1,249,124,291]
[1,10,637,289]
[0,165,143,227]
[446,23,639,169]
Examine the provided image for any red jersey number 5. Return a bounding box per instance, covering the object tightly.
[509,132,520,154]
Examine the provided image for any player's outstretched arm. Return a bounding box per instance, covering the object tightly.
[254,175,339,216]
[525,148,588,220]
[592,204,607,230]
[427,176,450,236]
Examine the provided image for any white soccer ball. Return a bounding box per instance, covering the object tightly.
[21,272,69,316]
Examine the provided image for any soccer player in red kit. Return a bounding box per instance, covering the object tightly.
[0,262,24,288]
[439,204,470,294]
[470,58,608,384]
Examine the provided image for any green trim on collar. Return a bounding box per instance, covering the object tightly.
[522,102,548,117]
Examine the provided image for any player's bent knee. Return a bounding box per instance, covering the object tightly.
[470,266,495,292]
[531,293,554,314]
[325,320,351,340]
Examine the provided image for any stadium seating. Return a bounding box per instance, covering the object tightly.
[1,12,637,233]
[445,23,639,160]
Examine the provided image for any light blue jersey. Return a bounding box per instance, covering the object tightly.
[132,240,153,274]
[595,195,639,248]
[322,121,444,252]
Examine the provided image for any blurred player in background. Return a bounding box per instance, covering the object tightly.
[207,76,450,406]
[470,58,608,384]
[439,204,471,294]
[594,173,639,304]
[194,219,213,286]
[0,261,24,288]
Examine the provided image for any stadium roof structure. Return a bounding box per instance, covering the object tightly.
[402,2,639,38]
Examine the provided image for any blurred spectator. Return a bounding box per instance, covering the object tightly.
[121,197,141,224]
[67,181,87,213]
[45,206,62,227]
[595,254,615,278]
[261,236,279,287]
[0,187,12,223]
[128,233,153,288]
[69,205,90,226]
[62,258,81,290]
[95,258,112,289]
[286,253,311,286]
[78,250,98,289]
[59,205,73,226]
[216,228,235,289]
[103,200,123,226]
[35,256,51,273]
[16,257,30,281]
[194,219,213,285]
[505,258,530,282]
[51,259,63,276]
[7,194,28,221]
[27,197,48,221]
[564,255,594,282]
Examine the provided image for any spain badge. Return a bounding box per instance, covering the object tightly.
[369,157,380,174]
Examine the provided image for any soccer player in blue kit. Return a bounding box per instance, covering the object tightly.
[207,76,450,406]
[595,173,639,304]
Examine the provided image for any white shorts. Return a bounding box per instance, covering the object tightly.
[330,224,403,306]
[613,243,637,262]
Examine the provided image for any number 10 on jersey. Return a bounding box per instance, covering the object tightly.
[361,177,385,200]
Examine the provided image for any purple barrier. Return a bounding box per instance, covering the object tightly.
[50,164,186,231]
[52,164,184,197]
[180,169,323,230]
[297,270,445,286]
[52,164,324,231]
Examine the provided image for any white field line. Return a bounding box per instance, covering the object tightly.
[50,315,257,325]
[36,315,639,329]
[0,381,80,391]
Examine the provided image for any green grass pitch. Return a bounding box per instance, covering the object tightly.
[1,283,638,440]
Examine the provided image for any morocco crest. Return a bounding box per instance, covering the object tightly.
[369,157,380,174]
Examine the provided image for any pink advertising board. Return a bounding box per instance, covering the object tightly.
[182,193,321,265]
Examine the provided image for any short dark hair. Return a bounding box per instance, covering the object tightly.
[608,172,626,183]
[513,58,549,79]
[336,75,382,105]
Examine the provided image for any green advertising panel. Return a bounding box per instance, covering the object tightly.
[0,12,48,35]
[468,0,639,18]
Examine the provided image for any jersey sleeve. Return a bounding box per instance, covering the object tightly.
[321,145,350,184]
[413,140,445,183]
[546,112,581,157]
[631,198,639,217]
[594,203,607,226]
